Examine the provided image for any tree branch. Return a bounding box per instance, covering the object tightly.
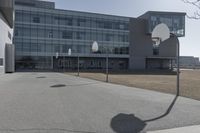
[182,0,200,19]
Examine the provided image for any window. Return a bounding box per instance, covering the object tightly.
[8,32,11,40]
[54,17,59,24]
[30,43,38,52]
[15,11,22,22]
[104,22,112,29]
[113,22,120,30]
[54,45,60,53]
[15,29,19,36]
[96,21,104,28]
[105,34,113,41]
[76,32,85,40]
[62,31,73,39]
[33,17,40,23]
[160,17,172,27]
[98,61,102,67]
[66,18,73,26]
[48,31,53,38]
[119,35,125,42]
[153,46,159,56]
[77,18,86,26]
[90,61,94,66]
[150,14,185,37]
[119,24,125,30]
[0,58,3,66]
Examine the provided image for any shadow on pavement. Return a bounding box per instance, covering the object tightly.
[110,96,178,133]
[111,113,146,133]
[50,82,100,88]
[36,76,46,79]
[50,84,66,88]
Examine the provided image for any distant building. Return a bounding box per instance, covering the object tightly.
[195,57,200,66]
[0,0,15,73]
[14,0,186,71]
[174,56,200,69]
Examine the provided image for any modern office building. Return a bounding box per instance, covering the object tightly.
[0,0,15,73]
[14,0,186,71]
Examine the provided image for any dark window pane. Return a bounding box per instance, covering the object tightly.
[0,58,3,66]
[153,46,159,55]
[33,17,40,23]
[62,31,73,39]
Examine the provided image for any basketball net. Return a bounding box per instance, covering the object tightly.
[152,37,161,48]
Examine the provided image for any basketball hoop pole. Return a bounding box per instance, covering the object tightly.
[152,23,179,97]
[152,35,180,97]
[177,38,180,97]
[171,33,180,97]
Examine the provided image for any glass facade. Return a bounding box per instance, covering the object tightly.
[14,6,130,70]
[14,1,186,71]
[148,14,185,37]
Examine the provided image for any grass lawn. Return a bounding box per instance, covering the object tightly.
[65,70,200,100]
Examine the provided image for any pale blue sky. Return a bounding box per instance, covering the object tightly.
[48,0,200,58]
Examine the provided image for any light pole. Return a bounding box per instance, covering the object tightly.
[63,53,65,72]
[171,34,180,96]
[92,41,109,82]
[56,52,59,71]
[152,23,180,96]
[105,48,109,82]
[91,41,98,74]
[68,48,72,71]
[77,52,80,76]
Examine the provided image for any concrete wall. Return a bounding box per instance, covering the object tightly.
[0,12,13,73]
[0,0,14,28]
[129,18,177,70]
[129,18,152,70]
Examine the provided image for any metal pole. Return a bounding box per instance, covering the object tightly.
[176,37,180,96]
[171,33,180,97]
[106,48,109,82]
[106,55,108,82]
[63,54,65,72]
[51,56,53,70]
[77,54,80,76]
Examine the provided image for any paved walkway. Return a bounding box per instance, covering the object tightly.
[0,72,200,133]
[147,125,200,133]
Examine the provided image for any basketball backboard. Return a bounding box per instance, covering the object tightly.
[152,23,170,45]
[68,48,71,56]
[92,41,98,52]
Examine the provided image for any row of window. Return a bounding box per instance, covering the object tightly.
[15,43,129,55]
[149,15,185,36]
[15,56,128,70]
[15,11,129,30]
[15,28,129,42]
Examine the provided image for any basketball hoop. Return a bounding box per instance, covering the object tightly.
[152,23,170,45]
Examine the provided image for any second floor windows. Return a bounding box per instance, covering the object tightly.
[62,31,73,39]
[33,17,40,23]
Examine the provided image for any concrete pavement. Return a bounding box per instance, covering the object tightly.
[0,72,200,133]
[147,125,200,133]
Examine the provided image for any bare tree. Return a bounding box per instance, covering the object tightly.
[182,0,200,19]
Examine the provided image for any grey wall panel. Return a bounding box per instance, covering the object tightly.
[129,18,177,70]
[129,57,146,70]
[0,0,14,28]
[159,37,177,57]
[129,18,151,69]
[5,44,15,73]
